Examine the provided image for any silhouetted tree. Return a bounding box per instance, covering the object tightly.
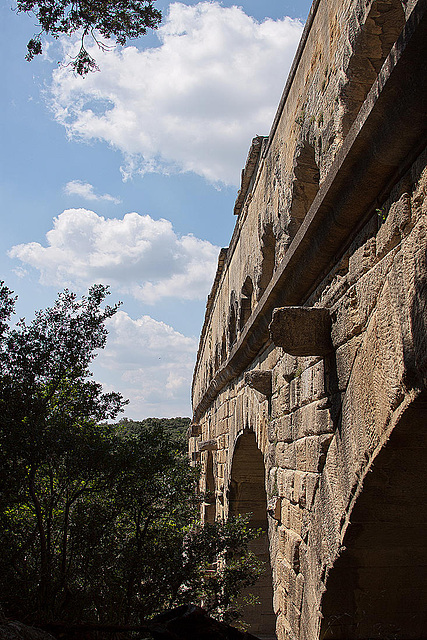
[0,283,262,626]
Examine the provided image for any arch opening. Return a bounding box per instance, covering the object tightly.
[340,0,405,138]
[228,292,238,348]
[258,225,276,301]
[321,394,427,639]
[229,430,276,639]
[289,141,320,233]
[239,276,254,332]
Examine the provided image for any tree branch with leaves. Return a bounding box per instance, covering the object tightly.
[15,0,162,75]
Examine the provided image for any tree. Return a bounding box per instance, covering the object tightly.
[0,283,127,619]
[0,283,262,627]
[15,0,162,75]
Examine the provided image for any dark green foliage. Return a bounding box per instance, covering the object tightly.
[15,0,162,74]
[118,417,191,451]
[0,283,262,627]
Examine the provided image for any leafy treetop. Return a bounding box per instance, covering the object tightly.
[0,283,262,627]
[16,0,162,75]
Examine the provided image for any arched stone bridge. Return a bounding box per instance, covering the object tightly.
[190,0,427,638]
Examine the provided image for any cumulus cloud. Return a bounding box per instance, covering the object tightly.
[65,180,121,204]
[9,208,219,303]
[94,310,197,417]
[50,2,303,185]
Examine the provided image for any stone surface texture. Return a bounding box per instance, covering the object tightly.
[190,1,427,638]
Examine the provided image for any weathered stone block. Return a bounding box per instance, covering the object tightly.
[300,360,325,405]
[295,438,308,472]
[276,414,293,442]
[335,334,362,390]
[305,435,333,473]
[330,286,364,348]
[199,439,218,452]
[245,369,273,396]
[270,307,333,356]
[376,193,411,259]
[189,423,202,437]
[290,401,334,439]
[305,472,320,510]
[268,496,282,521]
[277,442,297,470]
[282,354,299,382]
[277,468,295,500]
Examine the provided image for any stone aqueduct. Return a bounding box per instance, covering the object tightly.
[189,0,427,638]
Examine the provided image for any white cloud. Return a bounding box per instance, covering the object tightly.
[9,208,219,304]
[50,2,303,185]
[93,310,197,418]
[65,180,121,204]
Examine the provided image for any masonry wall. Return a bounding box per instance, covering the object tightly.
[191,1,427,638]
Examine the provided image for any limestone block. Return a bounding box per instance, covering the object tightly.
[199,439,218,452]
[268,496,282,521]
[276,414,293,442]
[189,423,202,437]
[290,378,301,411]
[291,400,334,439]
[376,193,411,259]
[276,612,293,640]
[280,499,291,529]
[295,438,307,472]
[300,360,325,405]
[305,435,333,473]
[355,249,396,329]
[335,334,362,390]
[288,602,302,634]
[273,585,288,616]
[348,236,377,283]
[330,286,364,348]
[270,307,332,356]
[276,555,291,587]
[245,369,272,397]
[305,472,321,510]
[277,441,296,470]
[277,468,295,500]
[294,573,304,613]
[235,394,243,426]
[287,568,297,603]
[292,471,306,506]
[218,419,228,436]
[278,527,302,567]
[282,353,299,382]
[288,503,303,537]
[268,418,278,443]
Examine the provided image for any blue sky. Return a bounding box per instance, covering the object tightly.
[1,0,311,418]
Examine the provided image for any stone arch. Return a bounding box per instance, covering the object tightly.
[228,291,238,348]
[320,393,427,639]
[229,430,276,639]
[239,276,254,332]
[258,224,277,301]
[221,332,227,364]
[288,141,320,238]
[340,0,405,138]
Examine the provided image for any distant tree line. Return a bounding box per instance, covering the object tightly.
[0,282,261,628]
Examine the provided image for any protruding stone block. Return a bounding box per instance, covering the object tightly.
[189,423,202,437]
[199,439,218,452]
[245,369,272,397]
[269,307,332,356]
